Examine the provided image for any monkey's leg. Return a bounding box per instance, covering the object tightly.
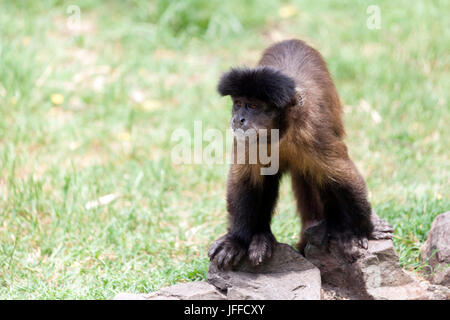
[291,173,324,254]
[208,167,281,269]
[320,162,374,261]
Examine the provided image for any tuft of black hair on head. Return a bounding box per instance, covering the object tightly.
[217,66,296,108]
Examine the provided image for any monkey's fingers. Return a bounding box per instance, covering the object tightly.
[248,233,274,266]
[210,236,247,270]
[341,246,360,263]
[215,245,246,270]
[214,249,230,270]
[375,223,394,233]
[333,234,364,263]
[208,242,221,260]
[371,217,394,232]
[370,219,394,240]
[248,248,265,265]
[380,225,394,233]
[208,235,227,260]
[231,249,246,267]
[219,251,234,270]
[370,231,394,240]
[358,237,369,250]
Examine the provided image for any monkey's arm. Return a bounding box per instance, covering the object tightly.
[208,165,280,269]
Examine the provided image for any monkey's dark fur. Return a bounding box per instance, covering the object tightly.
[209,39,392,270]
[218,67,296,109]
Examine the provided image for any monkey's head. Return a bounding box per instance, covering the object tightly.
[218,67,297,135]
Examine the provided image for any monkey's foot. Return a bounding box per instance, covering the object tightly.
[208,234,246,270]
[369,216,394,240]
[248,232,276,266]
[322,231,368,263]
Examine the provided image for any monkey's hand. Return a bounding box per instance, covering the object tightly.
[208,234,247,270]
[322,230,368,263]
[369,215,394,240]
[248,232,276,266]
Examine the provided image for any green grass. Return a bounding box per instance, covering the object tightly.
[0,0,448,299]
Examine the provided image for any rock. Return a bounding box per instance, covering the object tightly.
[207,242,321,300]
[115,212,446,301]
[420,282,450,300]
[421,211,450,287]
[146,281,226,300]
[303,215,429,300]
[113,282,226,300]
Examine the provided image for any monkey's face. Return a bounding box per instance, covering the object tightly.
[218,66,296,138]
[230,97,282,133]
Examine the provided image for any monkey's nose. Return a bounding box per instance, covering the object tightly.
[239,117,246,124]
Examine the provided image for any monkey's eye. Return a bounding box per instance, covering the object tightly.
[247,104,258,110]
[234,100,242,108]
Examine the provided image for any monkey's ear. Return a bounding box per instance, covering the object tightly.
[217,66,296,109]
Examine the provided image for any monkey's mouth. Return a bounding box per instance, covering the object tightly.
[231,125,259,135]
[231,125,276,145]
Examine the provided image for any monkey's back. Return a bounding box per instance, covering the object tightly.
[258,39,344,138]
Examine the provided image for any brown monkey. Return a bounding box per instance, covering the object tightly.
[208,39,393,270]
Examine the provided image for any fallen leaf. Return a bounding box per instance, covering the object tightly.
[85,193,120,210]
[50,93,64,105]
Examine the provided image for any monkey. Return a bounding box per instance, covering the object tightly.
[208,39,394,270]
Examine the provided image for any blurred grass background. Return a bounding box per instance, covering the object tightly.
[0,0,448,299]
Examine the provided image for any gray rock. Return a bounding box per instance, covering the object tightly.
[421,211,450,287]
[146,281,226,300]
[207,242,321,300]
[115,212,444,301]
[113,282,226,300]
[304,215,429,300]
[419,282,450,300]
